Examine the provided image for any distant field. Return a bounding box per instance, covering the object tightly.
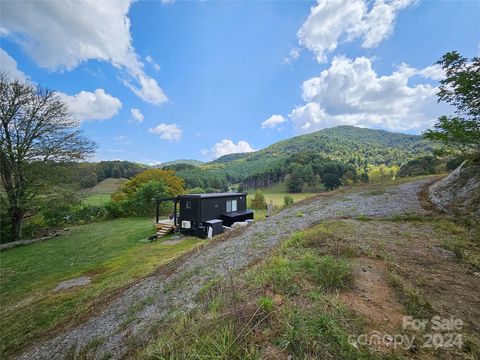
[85,178,127,194]
[0,218,204,356]
[81,178,128,205]
[249,181,325,208]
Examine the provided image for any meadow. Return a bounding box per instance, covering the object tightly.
[80,178,127,205]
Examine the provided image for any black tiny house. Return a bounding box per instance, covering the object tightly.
[154,192,254,238]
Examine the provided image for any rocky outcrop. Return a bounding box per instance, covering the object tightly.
[429,161,480,218]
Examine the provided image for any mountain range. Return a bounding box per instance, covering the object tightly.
[200,126,433,181]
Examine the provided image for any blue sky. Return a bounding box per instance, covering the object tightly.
[1,0,479,164]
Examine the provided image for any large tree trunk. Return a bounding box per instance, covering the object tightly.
[9,207,24,241]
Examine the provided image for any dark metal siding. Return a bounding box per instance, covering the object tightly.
[179,198,201,227]
[200,195,246,222]
[179,194,247,225]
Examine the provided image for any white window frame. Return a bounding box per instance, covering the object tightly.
[226,199,237,212]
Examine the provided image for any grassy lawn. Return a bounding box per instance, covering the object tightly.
[247,182,325,220]
[0,218,205,357]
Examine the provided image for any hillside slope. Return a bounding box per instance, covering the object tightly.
[204,126,433,181]
[159,159,204,167]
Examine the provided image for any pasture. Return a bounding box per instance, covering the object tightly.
[81,178,127,205]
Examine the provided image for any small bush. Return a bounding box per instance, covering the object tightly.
[250,190,267,210]
[257,296,274,313]
[283,195,294,207]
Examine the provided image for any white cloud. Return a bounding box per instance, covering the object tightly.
[0,48,28,82]
[202,139,254,159]
[1,1,167,105]
[417,64,445,81]
[114,135,126,141]
[261,114,286,129]
[145,55,160,71]
[290,56,443,133]
[149,123,182,141]
[298,0,416,62]
[282,47,301,65]
[129,108,144,124]
[58,89,122,123]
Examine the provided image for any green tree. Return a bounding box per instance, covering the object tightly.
[111,166,122,178]
[423,51,480,155]
[286,163,305,193]
[80,170,98,188]
[322,173,341,191]
[250,190,267,210]
[0,74,95,241]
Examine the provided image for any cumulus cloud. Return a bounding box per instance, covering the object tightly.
[0,48,29,82]
[202,139,254,159]
[417,64,445,81]
[290,56,442,133]
[0,1,167,105]
[149,123,182,141]
[298,0,416,62]
[261,114,286,129]
[58,89,122,123]
[129,108,144,124]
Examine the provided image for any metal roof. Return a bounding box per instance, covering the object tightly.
[178,192,247,199]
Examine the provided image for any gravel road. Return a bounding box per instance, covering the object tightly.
[18,178,431,360]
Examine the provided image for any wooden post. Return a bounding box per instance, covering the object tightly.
[267,200,273,217]
[173,199,178,228]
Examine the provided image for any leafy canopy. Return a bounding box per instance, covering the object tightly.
[424,51,480,155]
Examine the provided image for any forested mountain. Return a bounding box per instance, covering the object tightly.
[202,126,434,183]
[159,159,204,167]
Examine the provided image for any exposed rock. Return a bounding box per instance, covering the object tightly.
[54,276,91,292]
[429,161,480,218]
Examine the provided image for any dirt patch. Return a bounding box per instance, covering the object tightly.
[333,219,480,358]
[161,238,183,245]
[340,258,405,334]
[54,276,91,292]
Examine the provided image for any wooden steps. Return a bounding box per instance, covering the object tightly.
[155,222,175,238]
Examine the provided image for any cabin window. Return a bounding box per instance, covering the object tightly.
[186,201,191,209]
[226,199,237,212]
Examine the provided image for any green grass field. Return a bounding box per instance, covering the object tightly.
[248,182,325,211]
[0,218,205,357]
[81,178,128,205]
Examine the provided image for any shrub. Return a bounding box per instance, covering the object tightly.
[109,180,171,217]
[283,195,294,207]
[446,156,466,171]
[250,190,267,210]
[257,296,274,313]
[69,205,106,224]
[398,156,445,177]
[40,191,81,227]
[187,187,205,194]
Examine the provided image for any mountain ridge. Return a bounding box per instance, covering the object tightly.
[202,126,433,181]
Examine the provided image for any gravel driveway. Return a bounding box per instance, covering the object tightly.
[18,178,431,360]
